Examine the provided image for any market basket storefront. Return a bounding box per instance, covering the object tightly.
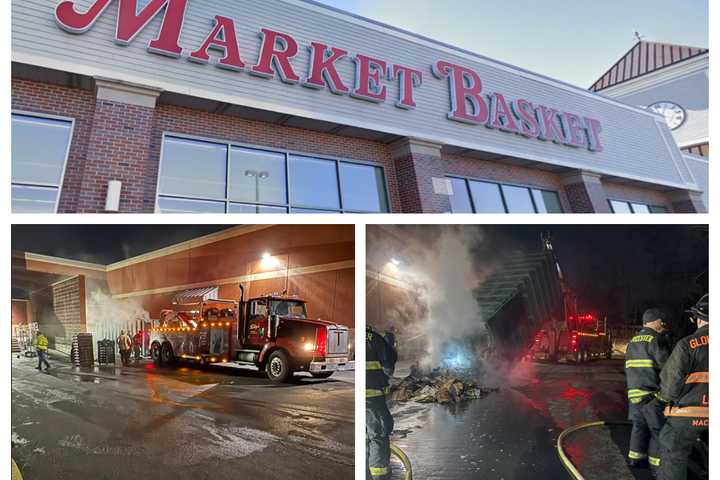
[11,0,706,213]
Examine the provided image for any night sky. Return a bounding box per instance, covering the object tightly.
[368,224,708,334]
[12,225,235,264]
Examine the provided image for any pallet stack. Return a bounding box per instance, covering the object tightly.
[97,339,116,365]
[71,333,94,367]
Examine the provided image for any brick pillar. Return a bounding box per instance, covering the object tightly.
[561,171,611,213]
[390,138,450,213]
[667,190,706,213]
[76,78,162,213]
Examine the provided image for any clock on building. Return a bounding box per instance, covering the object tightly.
[648,101,686,130]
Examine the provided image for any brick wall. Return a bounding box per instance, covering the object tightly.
[12,78,96,213]
[562,182,604,213]
[12,77,689,214]
[443,152,572,212]
[150,104,403,213]
[394,152,450,213]
[30,276,86,354]
[602,181,672,209]
[77,100,157,213]
[11,300,30,325]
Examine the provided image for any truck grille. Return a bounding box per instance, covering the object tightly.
[326,327,348,355]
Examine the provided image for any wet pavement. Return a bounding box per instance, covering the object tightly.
[389,358,647,480]
[12,355,354,480]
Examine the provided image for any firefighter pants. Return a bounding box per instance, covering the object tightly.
[657,417,709,480]
[628,398,665,468]
[366,396,393,480]
[120,349,131,366]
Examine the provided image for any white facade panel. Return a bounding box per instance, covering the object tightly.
[613,70,709,148]
[12,0,695,189]
[684,154,708,208]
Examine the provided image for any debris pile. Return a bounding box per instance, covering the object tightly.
[390,367,498,404]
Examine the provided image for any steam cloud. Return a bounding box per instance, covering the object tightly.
[85,287,150,344]
[372,226,502,370]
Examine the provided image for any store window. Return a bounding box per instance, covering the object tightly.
[608,200,668,214]
[11,113,74,213]
[157,134,389,213]
[448,176,564,214]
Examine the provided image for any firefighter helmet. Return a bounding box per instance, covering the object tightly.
[688,294,708,322]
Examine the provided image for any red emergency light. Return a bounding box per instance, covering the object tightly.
[570,331,578,352]
[315,328,327,357]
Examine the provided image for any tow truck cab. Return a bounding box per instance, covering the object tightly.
[149,286,349,383]
[235,294,350,382]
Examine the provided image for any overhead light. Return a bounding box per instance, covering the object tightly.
[260,252,281,269]
[391,258,401,266]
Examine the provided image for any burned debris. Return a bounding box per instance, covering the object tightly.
[390,365,498,404]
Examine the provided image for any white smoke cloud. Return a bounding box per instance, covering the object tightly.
[376,226,498,369]
[85,288,150,345]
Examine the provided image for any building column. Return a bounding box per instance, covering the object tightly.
[390,138,450,213]
[667,190,707,213]
[76,78,162,213]
[561,170,611,213]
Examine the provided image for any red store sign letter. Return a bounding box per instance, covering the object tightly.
[352,54,388,103]
[432,61,489,125]
[55,0,187,57]
[303,42,350,94]
[189,16,246,71]
[390,64,423,109]
[250,28,301,84]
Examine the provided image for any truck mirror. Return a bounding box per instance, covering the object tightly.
[269,315,280,338]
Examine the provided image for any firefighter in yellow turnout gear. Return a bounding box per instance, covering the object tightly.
[366,326,398,480]
[656,295,709,480]
[624,308,671,471]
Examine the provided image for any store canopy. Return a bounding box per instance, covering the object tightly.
[172,286,219,305]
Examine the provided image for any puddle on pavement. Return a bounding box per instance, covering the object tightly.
[73,376,101,384]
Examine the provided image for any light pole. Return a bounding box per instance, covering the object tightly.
[245,170,270,211]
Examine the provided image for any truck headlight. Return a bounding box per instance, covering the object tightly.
[303,342,314,352]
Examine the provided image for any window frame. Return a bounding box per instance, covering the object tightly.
[607,198,669,214]
[446,174,564,214]
[11,110,75,213]
[155,132,391,214]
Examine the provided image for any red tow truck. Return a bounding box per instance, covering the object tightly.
[149,285,350,382]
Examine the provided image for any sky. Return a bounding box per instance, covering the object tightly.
[315,0,708,87]
[12,225,233,264]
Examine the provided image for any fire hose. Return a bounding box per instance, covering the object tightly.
[556,420,632,480]
[390,443,413,480]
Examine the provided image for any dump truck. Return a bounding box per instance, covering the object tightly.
[472,236,612,363]
[149,285,350,382]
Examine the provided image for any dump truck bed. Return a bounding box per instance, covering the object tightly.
[474,251,565,357]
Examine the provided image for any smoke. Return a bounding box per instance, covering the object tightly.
[416,229,490,369]
[85,287,150,343]
[370,226,505,370]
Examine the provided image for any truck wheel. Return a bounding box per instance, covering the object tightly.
[151,343,162,365]
[161,343,175,366]
[266,350,292,383]
[311,372,334,379]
